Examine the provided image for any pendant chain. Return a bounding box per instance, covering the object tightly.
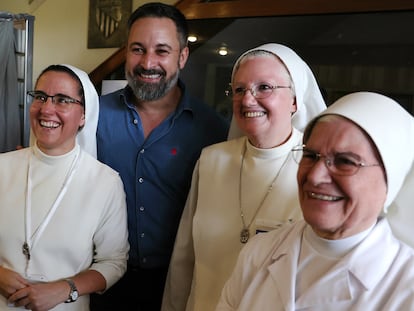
[23,147,80,267]
[238,143,289,243]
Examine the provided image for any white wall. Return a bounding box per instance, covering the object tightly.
[1,0,175,82]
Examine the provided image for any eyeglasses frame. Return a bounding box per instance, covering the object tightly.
[291,144,382,176]
[27,90,83,109]
[225,83,291,100]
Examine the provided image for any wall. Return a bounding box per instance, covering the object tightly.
[1,0,175,82]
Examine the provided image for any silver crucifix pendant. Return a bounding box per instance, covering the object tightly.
[240,228,249,244]
[22,242,30,260]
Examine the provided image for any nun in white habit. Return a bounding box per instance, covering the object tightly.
[162,43,326,311]
[0,64,129,310]
[29,64,98,158]
[217,92,414,311]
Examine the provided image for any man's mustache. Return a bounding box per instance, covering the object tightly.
[133,67,166,77]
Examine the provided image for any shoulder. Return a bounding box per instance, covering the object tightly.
[0,148,28,160]
[201,137,244,156]
[240,220,305,262]
[183,95,230,142]
[100,88,124,101]
[197,137,245,169]
[0,148,29,171]
[79,151,124,185]
[249,220,304,247]
[99,88,126,111]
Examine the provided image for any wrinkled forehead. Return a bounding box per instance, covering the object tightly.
[305,114,382,161]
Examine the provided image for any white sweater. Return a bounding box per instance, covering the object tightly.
[0,145,129,310]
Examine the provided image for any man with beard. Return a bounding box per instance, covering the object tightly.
[93,2,229,310]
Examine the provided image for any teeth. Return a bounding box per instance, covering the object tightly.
[309,192,341,201]
[141,73,160,79]
[244,111,265,118]
[40,120,60,128]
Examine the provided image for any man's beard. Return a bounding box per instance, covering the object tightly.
[126,66,180,101]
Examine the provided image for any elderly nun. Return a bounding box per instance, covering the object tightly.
[162,43,327,311]
[217,91,414,311]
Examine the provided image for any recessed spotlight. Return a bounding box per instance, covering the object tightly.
[188,35,198,43]
[218,46,228,56]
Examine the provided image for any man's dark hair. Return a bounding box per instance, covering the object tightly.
[128,2,188,50]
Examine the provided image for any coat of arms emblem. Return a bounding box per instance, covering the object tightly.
[95,0,122,38]
[88,0,131,48]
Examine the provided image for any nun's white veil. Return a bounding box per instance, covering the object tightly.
[227,43,326,139]
[63,64,98,158]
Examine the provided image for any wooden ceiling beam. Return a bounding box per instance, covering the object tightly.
[175,0,414,19]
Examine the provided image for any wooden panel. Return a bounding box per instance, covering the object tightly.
[176,0,414,19]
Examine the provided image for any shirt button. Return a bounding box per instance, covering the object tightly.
[140,149,145,154]
[139,206,145,212]
[140,233,145,238]
[138,177,143,183]
[133,119,138,124]
[142,258,147,263]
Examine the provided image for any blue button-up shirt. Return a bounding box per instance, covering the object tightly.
[97,80,229,268]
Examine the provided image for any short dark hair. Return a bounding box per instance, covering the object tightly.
[128,2,188,50]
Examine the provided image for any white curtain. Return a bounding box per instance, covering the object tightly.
[0,15,21,152]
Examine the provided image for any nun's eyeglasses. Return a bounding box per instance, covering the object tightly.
[27,90,83,113]
[225,83,291,100]
[291,145,381,176]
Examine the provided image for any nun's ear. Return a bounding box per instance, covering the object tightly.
[291,98,297,115]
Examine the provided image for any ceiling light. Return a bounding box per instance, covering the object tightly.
[188,35,198,43]
[218,46,228,56]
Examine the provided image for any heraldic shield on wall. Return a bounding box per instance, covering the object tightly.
[88,0,131,48]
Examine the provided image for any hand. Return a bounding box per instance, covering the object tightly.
[0,266,29,299]
[8,280,70,311]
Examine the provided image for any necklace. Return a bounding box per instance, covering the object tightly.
[23,147,80,274]
[238,142,290,243]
